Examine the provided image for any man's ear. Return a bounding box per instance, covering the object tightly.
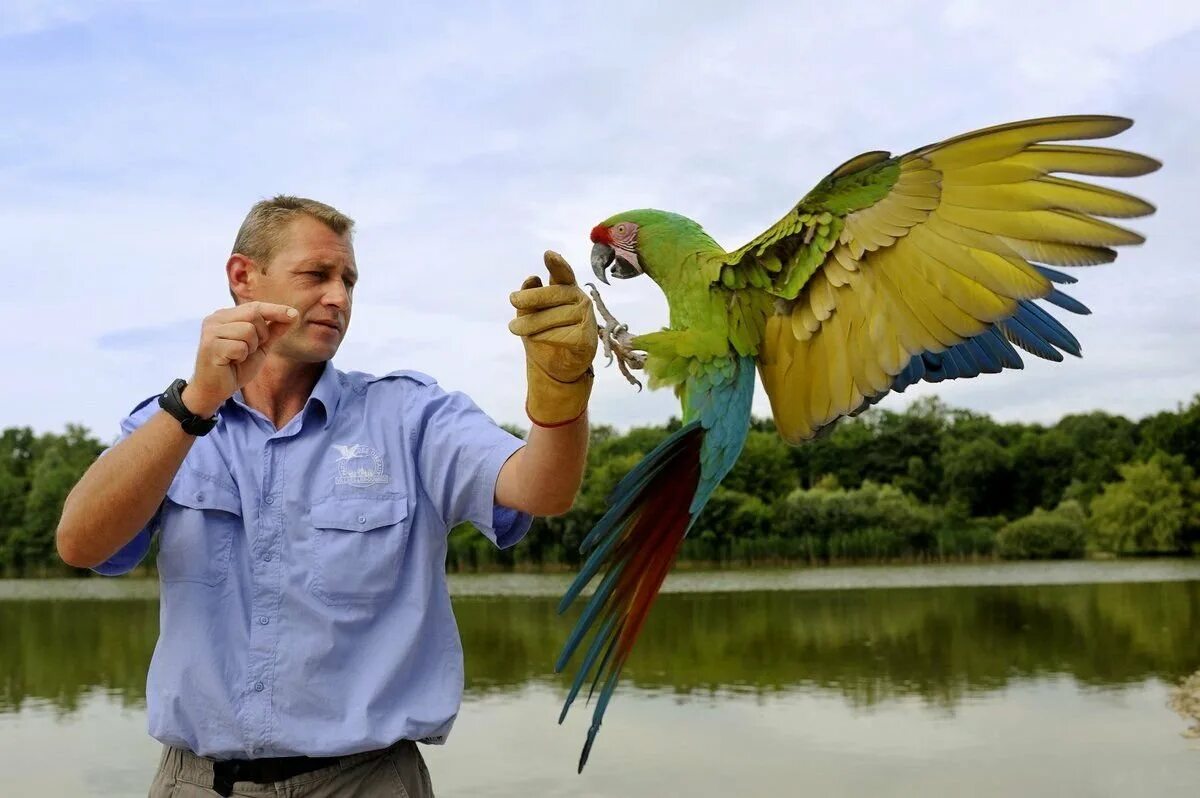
[227,254,257,303]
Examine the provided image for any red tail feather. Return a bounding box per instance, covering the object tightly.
[609,445,701,669]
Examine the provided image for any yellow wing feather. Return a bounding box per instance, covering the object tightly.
[733,115,1159,443]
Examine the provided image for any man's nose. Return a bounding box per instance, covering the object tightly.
[324,283,350,312]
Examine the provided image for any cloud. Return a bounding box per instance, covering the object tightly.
[2,0,1197,436]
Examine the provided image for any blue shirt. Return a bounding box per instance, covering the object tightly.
[94,362,532,759]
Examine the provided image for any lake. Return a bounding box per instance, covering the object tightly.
[2,560,1199,796]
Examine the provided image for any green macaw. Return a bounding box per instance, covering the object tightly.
[554,115,1160,770]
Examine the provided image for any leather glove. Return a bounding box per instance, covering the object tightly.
[508,251,598,427]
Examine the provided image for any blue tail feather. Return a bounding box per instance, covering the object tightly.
[579,670,621,773]
[557,564,626,667]
[558,613,619,722]
[579,451,683,555]
[604,422,702,503]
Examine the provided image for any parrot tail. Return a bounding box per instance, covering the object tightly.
[555,419,706,773]
[555,354,756,772]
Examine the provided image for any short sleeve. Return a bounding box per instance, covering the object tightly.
[91,396,162,576]
[411,382,533,549]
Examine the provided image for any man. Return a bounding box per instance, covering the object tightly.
[55,196,598,796]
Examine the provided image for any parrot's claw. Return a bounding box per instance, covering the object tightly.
[585,282,646,391]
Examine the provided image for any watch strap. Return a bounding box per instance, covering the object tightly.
[158,379,218,436]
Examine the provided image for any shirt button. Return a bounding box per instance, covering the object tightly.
[258,616,269,625]
[262,553,272,562]
[254,681,264,692]
[358,515,367,524]
[265,496,274,505]
[195,492,205,502]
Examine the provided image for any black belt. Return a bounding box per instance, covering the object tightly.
[211,753,342,796]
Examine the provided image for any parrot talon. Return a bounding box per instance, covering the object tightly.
[598,323,615,365]
[585,282,646,390]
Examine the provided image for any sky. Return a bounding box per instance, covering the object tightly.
[2,0,1197,441]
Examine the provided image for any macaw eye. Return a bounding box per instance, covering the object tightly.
[615,224,627,236]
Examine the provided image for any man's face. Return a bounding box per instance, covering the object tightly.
[250,215,358,364]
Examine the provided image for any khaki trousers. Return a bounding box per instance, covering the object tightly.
[147,739,435,797]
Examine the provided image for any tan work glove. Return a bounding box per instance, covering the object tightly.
[508,251,598,427]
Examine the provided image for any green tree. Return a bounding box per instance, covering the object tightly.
[720,430,796,502]
[0,426,103,574]
[1010,428,1076,514]
[1139,395,1200,471]
[0,428,37,572]
[1055,412,1137,501]
[1090,456,1189,554]
[941,436,1014,517]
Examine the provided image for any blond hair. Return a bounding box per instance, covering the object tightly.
[233,195,355,266]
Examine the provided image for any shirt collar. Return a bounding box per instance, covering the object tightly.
[228,360,343,431]
[307,360,343,430]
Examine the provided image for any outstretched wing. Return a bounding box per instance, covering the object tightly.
[716,115,1159,442]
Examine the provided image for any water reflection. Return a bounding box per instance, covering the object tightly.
[0,599,157,714]
[2,581,1197,715]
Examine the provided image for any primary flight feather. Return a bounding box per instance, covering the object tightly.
[557,115,1160,771]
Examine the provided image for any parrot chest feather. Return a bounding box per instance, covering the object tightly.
[635,280,772,392]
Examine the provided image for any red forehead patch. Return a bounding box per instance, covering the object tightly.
[590,225,611,244]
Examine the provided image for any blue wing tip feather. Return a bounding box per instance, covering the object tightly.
[879,294,1082,410]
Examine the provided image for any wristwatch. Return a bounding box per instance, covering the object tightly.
[158,378,218,436]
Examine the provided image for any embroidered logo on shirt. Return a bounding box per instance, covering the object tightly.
[332,444,390,487]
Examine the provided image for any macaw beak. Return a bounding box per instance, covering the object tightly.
[591,242,642,285]
[591,242,615,285]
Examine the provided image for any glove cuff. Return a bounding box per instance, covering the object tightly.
[525,363,594,427]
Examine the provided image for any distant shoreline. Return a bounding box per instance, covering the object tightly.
[4,558,1199,601]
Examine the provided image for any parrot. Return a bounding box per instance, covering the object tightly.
[554,115,1160,771]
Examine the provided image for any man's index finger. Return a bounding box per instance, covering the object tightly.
[251,301,299,323]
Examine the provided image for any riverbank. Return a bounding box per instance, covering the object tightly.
[4,558,1199,601]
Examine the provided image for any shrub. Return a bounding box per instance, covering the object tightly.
[996,501,1087,559]
[776,482,940,562]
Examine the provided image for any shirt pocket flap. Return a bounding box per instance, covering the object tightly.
[159,474,239,585]
[166,480,241,515]
[311,497,408,533]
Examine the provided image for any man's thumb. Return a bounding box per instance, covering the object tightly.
[544,250,576,286]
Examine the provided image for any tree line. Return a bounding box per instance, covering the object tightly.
[452,394,1200,570]
[1,394,1198,576]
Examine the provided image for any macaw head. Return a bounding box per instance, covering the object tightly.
[589,209,705,286]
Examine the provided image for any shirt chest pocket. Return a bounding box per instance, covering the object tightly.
[158,481,239,586]
[309,496,411,606]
